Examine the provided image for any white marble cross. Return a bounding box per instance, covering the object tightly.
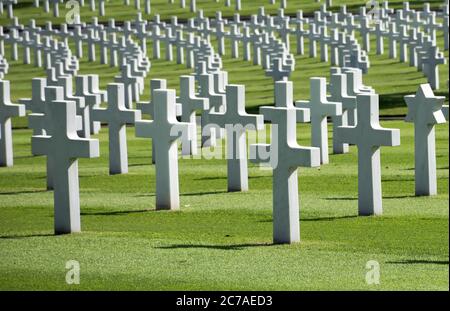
[178,75,209,156]
[209,84,264,192]
[296,77,342,164]
[250,105,320,244]
[336,94,400,216]
[48,74,90,138]
[93,83,141,175]
[135,89,194,210]
[0,79,25,167]
[31,99,99,234]
[87,74,107,103]
[405,84,446,196]
[443,105,449,121]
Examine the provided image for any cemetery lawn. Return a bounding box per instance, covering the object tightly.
[0,121,448,291]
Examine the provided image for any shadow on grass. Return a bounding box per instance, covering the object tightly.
[324,197,358,201]
[0,233,54,239]
[81,209,155,216]
[14,155,37,159]
[128,163,151,167]
[303,215,358,222]
[387,260,449,265]
[325,194,420,200]
[136,191,229,197]
[384,195,418,199]
[0,189,47,195]
[156,243,274,251]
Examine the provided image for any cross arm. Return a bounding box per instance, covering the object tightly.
[296,108,310,123]
[294,100,310,111]
[288,145,321,168]
[28,113,46,133]
[0,104,26,118]
[31,135,50,156]
[324,100,342,117]
[136,101,153,116]
[335,125,358,145]
[8,102,26,117]
[91,107,109,123]
[122,109,142,125]
[178,96,209,113]
[241,113,265,131]
[442,105,449,121]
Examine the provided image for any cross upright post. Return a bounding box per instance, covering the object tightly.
[250,105,320,244]
[0,79,26,167]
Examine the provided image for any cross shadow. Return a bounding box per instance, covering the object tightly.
[134,193,156,198]
[0,189,47,195]
[387,260,449,265]
[0,233,54,239]
[81,209,155,216]
[156,243,273,251]
[257,215,358,223]
[194,176,270,181]
[384,195,418,199]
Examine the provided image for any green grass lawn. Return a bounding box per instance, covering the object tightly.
[0,121,448,290]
